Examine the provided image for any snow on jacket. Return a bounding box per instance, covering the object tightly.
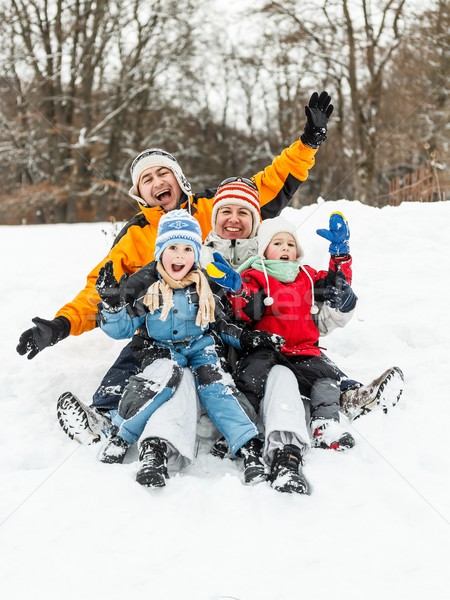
[54,140,318,336]
[231,257,354,357]
[101,261,245,350]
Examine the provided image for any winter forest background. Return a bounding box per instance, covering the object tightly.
[0,0,448,225]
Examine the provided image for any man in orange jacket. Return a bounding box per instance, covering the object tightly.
[17,91,339,443]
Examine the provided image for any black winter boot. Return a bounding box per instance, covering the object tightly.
[239,437,266,485]
[136,437,168,488]
[270,444,309,494]
[98,430,130,464]
[210,436,230,459]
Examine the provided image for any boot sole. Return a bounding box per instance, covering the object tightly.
[352,367,404,421]
[136,470,167,488]
[57,392,101,445]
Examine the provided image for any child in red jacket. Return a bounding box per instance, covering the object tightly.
[209,213,358,483]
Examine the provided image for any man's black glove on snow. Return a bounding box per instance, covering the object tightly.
[96,260,129,311]
[16,316,71,360]
[301,91,334,148]
[240,329,285,353]
[323,271,357,313]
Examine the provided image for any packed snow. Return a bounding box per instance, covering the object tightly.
[1,199,450,599]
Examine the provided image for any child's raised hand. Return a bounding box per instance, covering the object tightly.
[96,260,128,310]
[316,211,350,256]
[206,252,242,293]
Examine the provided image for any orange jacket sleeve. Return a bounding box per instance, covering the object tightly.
[253,140,317,218]
[55,140,318,337]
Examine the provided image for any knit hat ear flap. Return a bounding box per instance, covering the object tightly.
[155,209,202,263]
[257,216,304,260]
[128,148,191,206]
[212,180,261,237]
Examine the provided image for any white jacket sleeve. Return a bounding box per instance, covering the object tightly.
[316,302,355,336]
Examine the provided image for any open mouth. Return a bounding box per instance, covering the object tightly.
[225,226,241,232]
[280,254,290,261]
[171,263,185,272]
[155,189,171,202]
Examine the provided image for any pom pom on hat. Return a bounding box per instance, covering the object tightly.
[155,209,202,263]
[212,179,261,237]
[257,216,304,260]
[128,148,191,205]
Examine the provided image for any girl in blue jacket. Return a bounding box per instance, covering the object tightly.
[96,209,272,488]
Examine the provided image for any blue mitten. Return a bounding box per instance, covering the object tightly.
[206,252,242,293]
[317,211,350,256]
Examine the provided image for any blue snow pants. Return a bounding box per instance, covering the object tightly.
[111,334,258,454]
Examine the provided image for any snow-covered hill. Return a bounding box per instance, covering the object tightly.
[1,200,449,600]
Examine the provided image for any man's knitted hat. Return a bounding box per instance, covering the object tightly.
[212,179,261,237]
[155,209,202,263]
[128,148,192,205]
[257,216,304,260]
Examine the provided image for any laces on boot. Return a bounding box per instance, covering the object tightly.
[270,445,309,494]
[136,437,168,488]
[270,444,302,480]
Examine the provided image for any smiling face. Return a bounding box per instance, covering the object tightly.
[264,232,297,261]
[215,205,253,240]
[161,243,195,280]
[138,165,183,211]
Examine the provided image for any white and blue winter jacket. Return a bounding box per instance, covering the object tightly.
[100,261,245,350]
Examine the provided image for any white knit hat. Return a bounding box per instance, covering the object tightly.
[128,148,192,206]
[257,216,315,311]
[257,216,304,259]
[212,179,261,237]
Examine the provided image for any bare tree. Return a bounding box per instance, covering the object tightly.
[0,0,199,221]
[259,0,416,203]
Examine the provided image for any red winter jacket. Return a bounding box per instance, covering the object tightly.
[231,257,352,357]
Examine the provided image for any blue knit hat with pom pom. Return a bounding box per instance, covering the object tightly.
[155,209,202,263]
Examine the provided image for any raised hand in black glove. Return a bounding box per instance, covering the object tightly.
[323,270,357,313]
[96,260,129,311]
[16,316,71,360]
[301,91,334,148]
[240,328,285,353]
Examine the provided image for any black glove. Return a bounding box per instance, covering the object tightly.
[16,316,71,360]
[323,271,357,313]
[301,91,334,148]
[240,329,285,353]
[96,261,129,311]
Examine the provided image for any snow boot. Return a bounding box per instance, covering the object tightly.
[136,437,169,488]
[239,437,266,485]
[98,430,130,464]
[340,367,404,421]
[210,436,230,459]
[311,418,355,451]
[270,444,309,495]
[57,391,112,445]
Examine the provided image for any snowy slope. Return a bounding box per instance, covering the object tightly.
[1,200,450,600]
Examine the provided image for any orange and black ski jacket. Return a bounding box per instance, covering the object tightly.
[56,140,317,336]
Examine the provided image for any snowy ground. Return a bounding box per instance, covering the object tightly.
[1,199,450,600]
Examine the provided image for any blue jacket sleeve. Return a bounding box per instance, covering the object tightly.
[100,306,145,340]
